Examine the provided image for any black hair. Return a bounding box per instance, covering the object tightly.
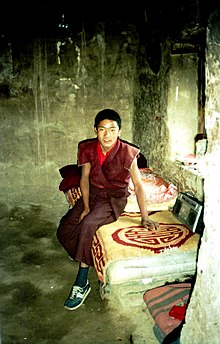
[94,109,122,129]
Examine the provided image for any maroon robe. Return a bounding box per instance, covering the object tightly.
[57,138,139,266]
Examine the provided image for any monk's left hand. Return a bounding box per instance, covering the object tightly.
[141,218,160,230]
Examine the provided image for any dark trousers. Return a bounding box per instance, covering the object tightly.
[57,197,116,266]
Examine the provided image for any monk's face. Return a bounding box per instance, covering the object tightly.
[95,119,121,153]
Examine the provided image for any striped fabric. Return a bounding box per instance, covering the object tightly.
[65,187,82,207]
[143,283,191,343]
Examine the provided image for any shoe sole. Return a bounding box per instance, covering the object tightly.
[64,286,91,311]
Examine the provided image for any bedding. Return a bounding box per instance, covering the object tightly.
[124,168,178,212]
[91,210,200,307]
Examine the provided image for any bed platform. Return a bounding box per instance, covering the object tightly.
[91,210,200,309]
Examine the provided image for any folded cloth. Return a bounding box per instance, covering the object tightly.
[144,283,191,343]
[59,164,81,192]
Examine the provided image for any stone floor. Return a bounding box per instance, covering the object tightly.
[0,202,158,344]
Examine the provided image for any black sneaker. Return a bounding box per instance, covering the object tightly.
[64,281,91,310]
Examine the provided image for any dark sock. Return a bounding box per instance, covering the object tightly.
[74,266,89,287]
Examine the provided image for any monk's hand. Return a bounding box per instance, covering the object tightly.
[141,218,160,230]
[79,208,90,223]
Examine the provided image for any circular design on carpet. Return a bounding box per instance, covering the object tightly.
[111,224,193,253]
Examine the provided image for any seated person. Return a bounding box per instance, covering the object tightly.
[57,108,159,311]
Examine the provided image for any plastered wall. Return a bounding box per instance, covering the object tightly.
[0,24,138,216]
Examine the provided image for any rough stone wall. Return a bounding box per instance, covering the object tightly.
[134,39,171,171]
[181,9,220,343]
[0,23,138,216]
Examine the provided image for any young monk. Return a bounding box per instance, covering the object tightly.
[57,108,159,310]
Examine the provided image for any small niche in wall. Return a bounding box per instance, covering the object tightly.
[146,40,161,75]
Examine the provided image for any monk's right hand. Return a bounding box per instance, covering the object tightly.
[79,208,90,222]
